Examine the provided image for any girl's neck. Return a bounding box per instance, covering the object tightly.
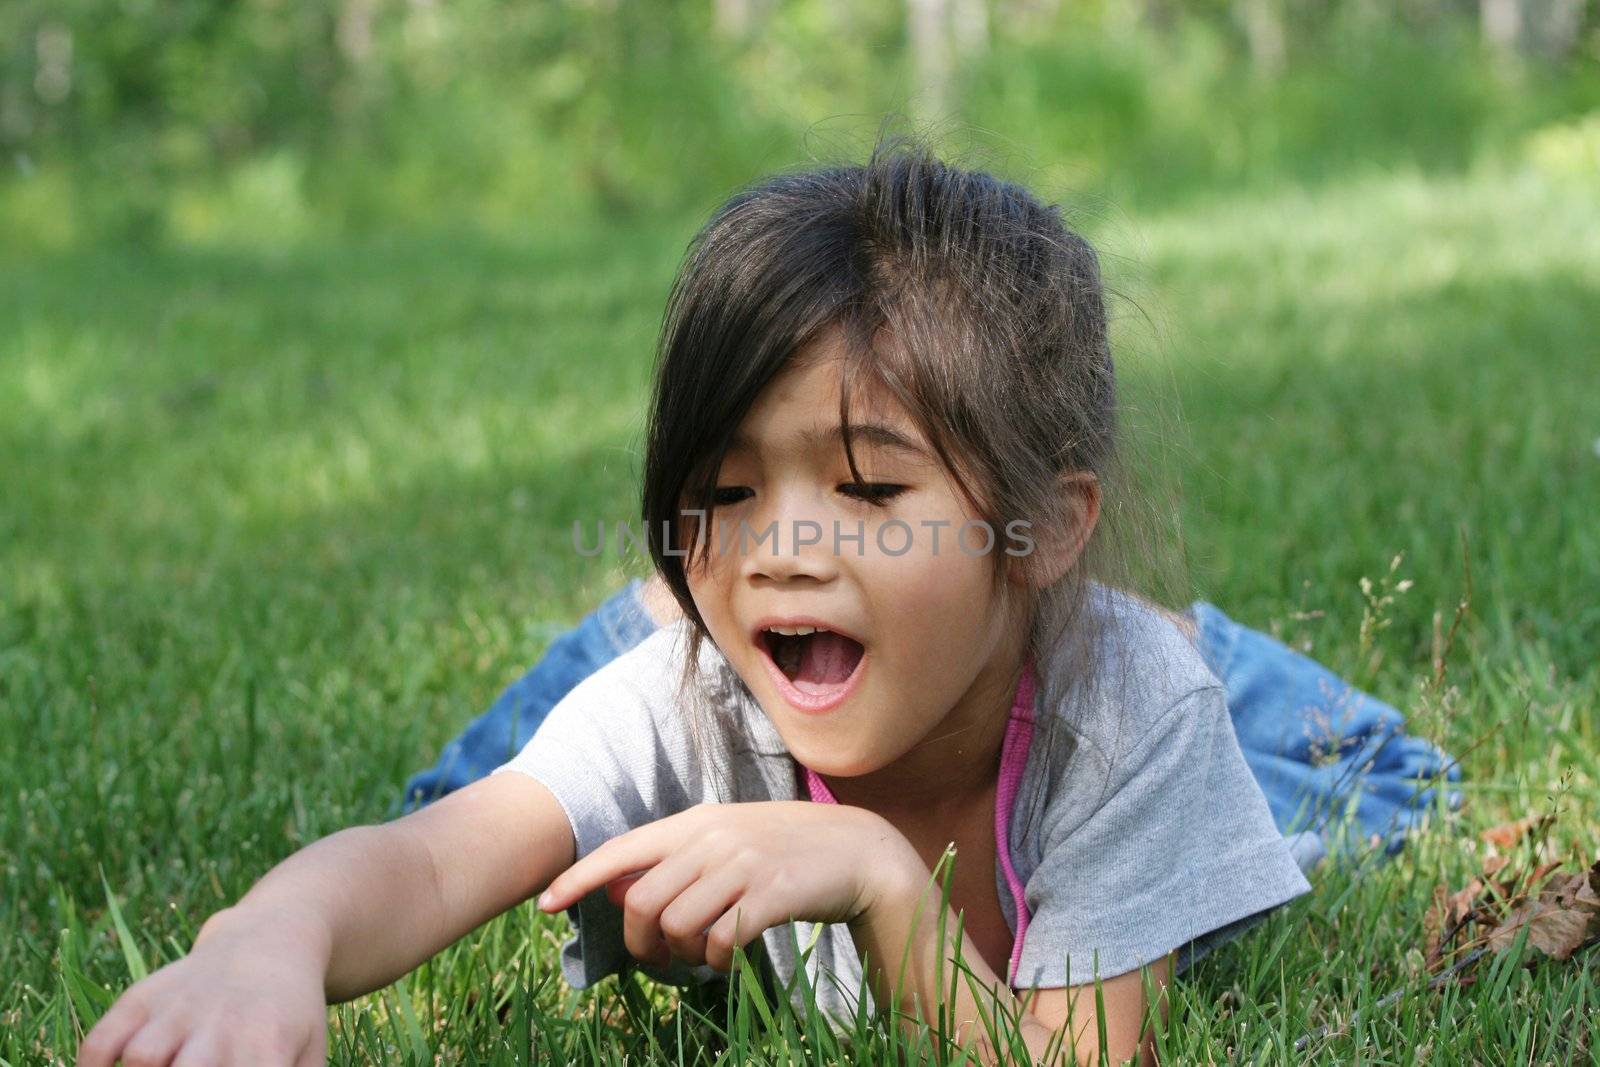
[816,637,1029,823]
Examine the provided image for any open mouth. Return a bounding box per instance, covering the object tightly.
[756,625,867,708]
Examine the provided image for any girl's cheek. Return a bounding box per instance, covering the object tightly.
[878,549,998,639]
[863,556,951,620]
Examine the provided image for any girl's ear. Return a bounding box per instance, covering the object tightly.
[1009,471,1101,589]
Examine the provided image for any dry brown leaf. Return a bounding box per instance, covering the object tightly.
[1423,883,1447,961]
[1423,877,1488,968]
[1478,814,1552,853]
[1555,861,1600,910]
[1480,861,1600,961]
[1445,879,1484,926]
[1483,899,1595,959]
[1484,858,1565,912]
[1518,859,1565,896]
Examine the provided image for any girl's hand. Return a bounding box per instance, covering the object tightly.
[77,909,329,1067]
[537,801,924,973]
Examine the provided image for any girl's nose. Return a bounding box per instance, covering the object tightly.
[733,488,839,586]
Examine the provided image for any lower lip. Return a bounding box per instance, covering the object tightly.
[758,640,868,715]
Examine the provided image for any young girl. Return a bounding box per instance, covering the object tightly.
[80,142,1447,1067]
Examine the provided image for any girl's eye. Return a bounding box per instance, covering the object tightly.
[711,486,753,505]
[838,481,906,505]
[710,483,905,506]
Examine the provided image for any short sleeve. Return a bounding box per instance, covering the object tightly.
[1014,685,1312,987]
[493,623,719,990]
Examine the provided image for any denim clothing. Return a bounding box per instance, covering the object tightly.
[399,580,660,809]
[401,581,1460,857]
[1187,601,1461,854]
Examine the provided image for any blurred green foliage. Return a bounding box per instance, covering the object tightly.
[1,0,1597,246]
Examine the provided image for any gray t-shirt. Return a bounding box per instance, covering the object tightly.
[496,584,1312,1025]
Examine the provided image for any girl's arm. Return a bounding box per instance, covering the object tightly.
[539,801,1168,1067]
[852,864,1169,1065]
[78,773,574,1067]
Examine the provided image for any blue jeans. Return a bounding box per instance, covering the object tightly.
[401,581,1461,856]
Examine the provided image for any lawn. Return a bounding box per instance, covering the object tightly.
[3,156,1597,1062]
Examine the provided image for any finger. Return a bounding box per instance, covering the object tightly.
[614,850,710,963]
[77,1000,150,1067]
[540,821,685,912]
[703,895,784,974]
[171,1030,222,1067]
[604,871,644,909]
[119,1018,187,1067]
[657,868,750,966]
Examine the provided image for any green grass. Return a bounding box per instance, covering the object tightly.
[3,156,1597,1063]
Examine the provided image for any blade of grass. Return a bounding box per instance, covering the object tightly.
[98,868,149,983]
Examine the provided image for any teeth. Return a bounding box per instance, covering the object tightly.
[766,624,822,636]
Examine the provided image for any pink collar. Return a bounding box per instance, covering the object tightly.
[798,657,1038,986]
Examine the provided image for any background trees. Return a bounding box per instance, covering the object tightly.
[0,0,1595,242]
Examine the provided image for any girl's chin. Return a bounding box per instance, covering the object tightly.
[770,703,955,786]
[765,722,894,779]
[792,752,883,780]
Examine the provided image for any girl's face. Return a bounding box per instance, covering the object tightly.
[684,329,1031,780]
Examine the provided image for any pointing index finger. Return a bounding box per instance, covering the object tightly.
[538,818,684,912]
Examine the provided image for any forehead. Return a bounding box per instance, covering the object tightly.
[725,419,928,461]
[725,348,929,461]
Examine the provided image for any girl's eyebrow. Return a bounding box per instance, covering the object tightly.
[728,422,930,460]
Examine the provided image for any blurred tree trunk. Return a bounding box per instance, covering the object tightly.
[714,0,772,40]
[952,0,989,58]
[1238,0,1287,78]
[998,0,1061,35]
[1141,0,1176,37]
[907,0,954,119]
[1528,0,1586,58]
[334,0,377,126]
[1482,0,1586,59]
[337,0,375,66]
[1481,0,1523,53]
